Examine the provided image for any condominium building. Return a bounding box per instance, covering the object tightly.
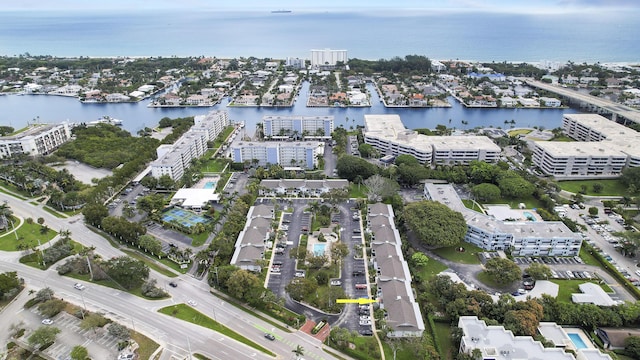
[367,203,425,338]
[230,204,274,272]
[151,110,229,180]
[0,122,71,158]
[231,141,323,169]
[262,115,333,139]
[363,114,500,165]
[424,183,582,256]
[458,316,612,360]
[533,114,640,179]
[310,49,348,67]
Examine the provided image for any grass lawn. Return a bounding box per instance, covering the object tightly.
[432,243,483,264]
[414,256,448,281]
[0,182,29,200]
[462,199,484,213]
[497,195,546,210]
[158,258,189,274]
[348,183,368,199]
[0,218,58,251]
[337,336,381,360]
[507,129,533,137]
[189,231,209,247]
[158,304,275,357]
[382,341,420,360]
[41,206,69,218]
[131,330,160,360]
[552,279,614,303]
[476,271,512,290]
[433,321,454,360]
[122,249,179,278]
[558,179,627,196]
[580,246,601,266]
[201,158,228,173]
[550,134,575,142]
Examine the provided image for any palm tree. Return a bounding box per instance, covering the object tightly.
[292,345,305,359]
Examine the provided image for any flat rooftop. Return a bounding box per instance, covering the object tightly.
[364,114,499,152]
[534,140,627,157]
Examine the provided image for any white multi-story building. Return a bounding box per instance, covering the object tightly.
[368,203,424,338]
[363,114,500,165]
[310,49,348,67]
[151,110,229,180]
[0,123,71,158]
[458,317,612,360]
[533,114,640,179]
[424,184,582,256]
[262,115,333,139]
[231,141,323,169]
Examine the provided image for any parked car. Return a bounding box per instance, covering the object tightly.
[330,280,342,286]
[41,319,53,325]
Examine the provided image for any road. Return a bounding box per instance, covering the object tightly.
[0,192,342,360]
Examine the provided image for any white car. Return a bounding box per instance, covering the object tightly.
[330,280,342,286]
[41,319,53,325]
[359,319,371,326]
[74,283,86,290]
[187,300,197,307]
[360,316,371,321]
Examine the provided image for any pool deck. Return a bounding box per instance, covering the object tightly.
[563,327,596,350]
[194,175,221,189]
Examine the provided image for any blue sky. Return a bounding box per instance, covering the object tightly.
[5,0,640,13]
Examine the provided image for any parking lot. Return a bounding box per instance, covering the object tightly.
[264,198,373,333]
[27,306,119,359]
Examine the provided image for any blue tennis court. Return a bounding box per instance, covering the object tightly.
[162,208,210,229]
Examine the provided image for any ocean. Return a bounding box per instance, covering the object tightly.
[0,9,639,62]
[0,8,635,132]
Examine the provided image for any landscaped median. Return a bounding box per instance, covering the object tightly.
[157,304,276,357]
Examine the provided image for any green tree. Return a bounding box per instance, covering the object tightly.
[286,278,318,301]
[225,269,261,301]
[358,143,375,158]
[28,326,61,349]
[157,174,175,189]
[471,183,501,202]
[588,206,598,217]
[620,167,640,190]
[526,262,552,280]
[108,323,130,340]
[330,242,349,264]
[70,345,89,360]
[138,234,162,256]
[394,154,419,167]
[403,201,467,248]
[364,174,399,202]
[625,336,640,359]
[485,258,522,285]
[335,155,378,181]
[592,183,604,193]
[80,313,109,334]
[411,252,429,267]
[503,310,540,336]
[498,176,534,198]
[82,203,109,227]
[38,299,66,318]
[292,345,305,359]
[106,256,149,290]
[0,271,20,297]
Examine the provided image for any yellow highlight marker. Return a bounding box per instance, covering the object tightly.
[336,298,378,305]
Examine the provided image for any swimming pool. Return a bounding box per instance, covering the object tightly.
[313,243,327,256]
[203,181,217,189]
[568,333,587,349]
[523,211,536,221]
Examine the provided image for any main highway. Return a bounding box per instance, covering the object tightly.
[0,192,341,360]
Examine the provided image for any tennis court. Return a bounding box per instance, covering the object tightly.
[161,208,210,229]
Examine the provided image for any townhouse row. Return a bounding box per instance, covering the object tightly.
[230,204,274,272]
[367,203,425,338]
